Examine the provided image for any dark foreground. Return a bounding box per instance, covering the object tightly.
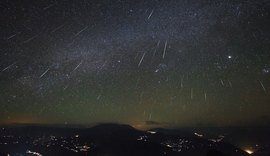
[0,124,269,156]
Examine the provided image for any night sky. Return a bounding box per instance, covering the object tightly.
[0,0,269,128]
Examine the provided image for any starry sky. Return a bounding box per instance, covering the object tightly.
[0,0,269,128]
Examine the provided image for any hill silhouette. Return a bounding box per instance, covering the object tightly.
[0,123,251,156]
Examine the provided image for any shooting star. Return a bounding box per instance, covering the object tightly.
[39,68,50,78]
[72,60,83,72]
[149,112,152,120]
[147,9,154,19]
[259,80,266,93]
[191,88,193,100]
[73,26,88,38]
[204,91,207,101]
[51,24,65,33]
[138,52,146,67]
[7,34,17,40]
[163,40,168,59]
[43,3,57,10]
[220,79,225,86]
[23,34,39,44]
[1,62,16,72]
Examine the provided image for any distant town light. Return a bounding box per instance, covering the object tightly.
[80,145,91,152]
[147,131,157,134]
[26,150,42,156]
[245,149,254,155]
[194,132,203,137]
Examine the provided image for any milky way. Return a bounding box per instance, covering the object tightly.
[0,0,269,127]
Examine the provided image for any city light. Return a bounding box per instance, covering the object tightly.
[244,149,254,155]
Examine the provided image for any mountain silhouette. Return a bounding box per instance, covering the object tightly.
[0,123,252,156]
